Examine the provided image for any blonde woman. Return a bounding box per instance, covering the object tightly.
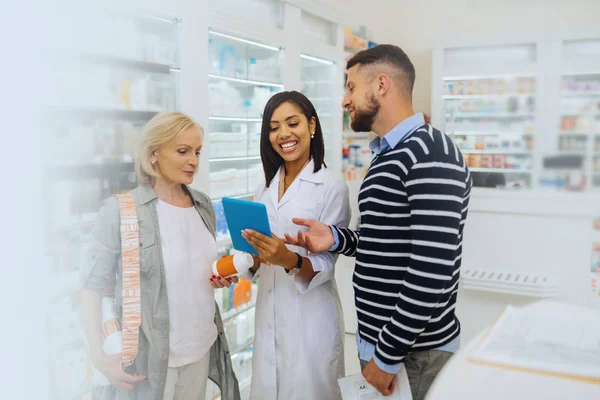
[81,112,240,400]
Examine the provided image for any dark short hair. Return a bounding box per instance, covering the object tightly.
[346,44,416,98]
[260,91,326,187]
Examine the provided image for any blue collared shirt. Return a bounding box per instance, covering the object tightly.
[368,112,425,155]
[331,113,461,373]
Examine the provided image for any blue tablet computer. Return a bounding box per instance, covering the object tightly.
[222,197,272,255]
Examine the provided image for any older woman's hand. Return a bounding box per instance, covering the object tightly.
[210,275,239,289]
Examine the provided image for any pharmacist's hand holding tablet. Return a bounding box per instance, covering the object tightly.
[220,197,295,269]
[241,229,296,268]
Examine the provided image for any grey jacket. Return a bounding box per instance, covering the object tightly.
[81,184,240,400]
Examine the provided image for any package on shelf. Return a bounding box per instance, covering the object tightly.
[248,163,264,193]
[209,81,245,117]
[251,283,258,304]
[208,37,247,79]
[248,123,262,156]
[210,132,248,158]
[248,57,281,83]
[142,31,178,65]
[213,201,230,238]
[250,86,279,117]
[231,349,254,387]
[443,77,536,96]
[446,117,536,135]
[210,168,249,198]
[232,278,253,309]
[562,76,600,94]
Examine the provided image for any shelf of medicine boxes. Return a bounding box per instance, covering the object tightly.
[208,30,283,200]
[47,47,180,123]
[442,76,538,185]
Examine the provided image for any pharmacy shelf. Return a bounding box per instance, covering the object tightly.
[208,73,283,88]
[343,130,371,140]
[460,267,559,298]
[559,131,600,135]
[448,131,534,137]
[222,301,256,323]
[451,112,535,119]
[442,74,537,81]
[557,151,588,156]
[561,113,600,118]
[47,161,136,180]
[48,107,160,121]
[66,52,179,74]
[217,237,233,249]
[443,94,534,100]
[561,91,600,98]
[229,337,254,356]
[209,116,263,122]
[469,168,532,173]
[209,29,281,52]
[210,156,261,162]
[461,150,532,155]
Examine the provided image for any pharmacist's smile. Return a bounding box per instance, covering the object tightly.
[279,140,299,153]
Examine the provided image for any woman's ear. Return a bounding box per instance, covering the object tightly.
[310,117,317,135]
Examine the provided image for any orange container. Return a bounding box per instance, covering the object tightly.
[233,278,252,308]
[212,253,254,277]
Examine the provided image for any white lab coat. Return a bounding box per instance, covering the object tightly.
[248,160,351,400]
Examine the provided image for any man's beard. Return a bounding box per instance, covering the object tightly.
[350,91,380,132]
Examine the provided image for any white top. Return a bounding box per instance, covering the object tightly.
[156,200,218,368]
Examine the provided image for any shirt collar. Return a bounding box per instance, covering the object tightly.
[136,184,204,205]
[369,113,426,155]
[276,158,324,185]
[299,158,325,184]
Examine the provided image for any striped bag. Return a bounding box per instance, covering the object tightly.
[99,193,142,370]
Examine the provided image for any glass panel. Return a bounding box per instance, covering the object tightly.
[207,30,283,201]
[300,55,337,167]
[442,76,537,189]
[209,31,283,83]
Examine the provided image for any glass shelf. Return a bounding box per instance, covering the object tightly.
[208,31,283,200]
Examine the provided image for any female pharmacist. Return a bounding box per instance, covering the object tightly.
[240,91,351,399]
[80,112,240,400]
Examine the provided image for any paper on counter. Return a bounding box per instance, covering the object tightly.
[469,304,600,382]
[338,365,412,400]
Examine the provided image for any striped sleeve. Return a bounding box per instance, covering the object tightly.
[374,158,469,365]
[330,226,360,257]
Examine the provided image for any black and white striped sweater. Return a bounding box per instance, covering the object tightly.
[331,124,472,366]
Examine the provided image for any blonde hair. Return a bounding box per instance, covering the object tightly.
[135,111,204,186]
